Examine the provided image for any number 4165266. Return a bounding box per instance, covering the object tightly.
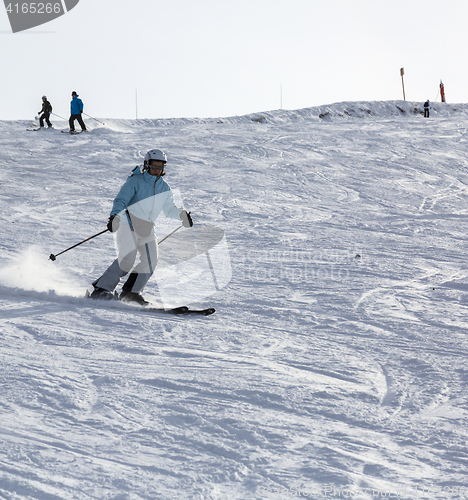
[5,3,62,14]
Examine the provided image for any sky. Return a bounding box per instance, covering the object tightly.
[1,0,467,120]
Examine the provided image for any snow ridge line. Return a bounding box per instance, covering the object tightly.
[4,100,468,130]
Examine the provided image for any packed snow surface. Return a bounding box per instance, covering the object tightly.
[1,101,468,499]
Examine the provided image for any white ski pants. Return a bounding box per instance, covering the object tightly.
[95,222,159,294]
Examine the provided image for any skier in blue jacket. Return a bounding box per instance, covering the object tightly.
[68,91,87,133]
[91,149,193,304]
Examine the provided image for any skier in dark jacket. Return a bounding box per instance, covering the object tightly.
[424,100,431,118]
[90,148,193,305]
[69,91,87,133]
[38,95,52,128]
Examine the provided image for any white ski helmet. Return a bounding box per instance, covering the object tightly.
[144,149,167,163]
[144,149,167,173]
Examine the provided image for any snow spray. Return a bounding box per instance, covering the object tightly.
[0,246,82,296]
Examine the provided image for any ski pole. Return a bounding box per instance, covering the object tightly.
[51,112,68,121]
[158,225,183,245]
[83,112,105,125]
[49,229,109,261]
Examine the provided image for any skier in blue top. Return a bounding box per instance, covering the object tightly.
[69,91,87,133]
[90,148,193,305]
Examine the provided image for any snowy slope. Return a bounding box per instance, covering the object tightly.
[1,101,468,499]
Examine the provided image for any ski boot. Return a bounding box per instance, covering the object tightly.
[90,287,115,301]
[119,290,149,306]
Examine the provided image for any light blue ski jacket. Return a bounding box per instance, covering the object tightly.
[110,167,182,223]
[70,95,84,114]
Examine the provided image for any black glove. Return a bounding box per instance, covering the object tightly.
[180,210,193,228]
[107,214,120,232]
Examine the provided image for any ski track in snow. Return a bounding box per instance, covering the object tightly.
[1,101,468,499]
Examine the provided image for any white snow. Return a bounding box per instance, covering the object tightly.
[1,100,468,499]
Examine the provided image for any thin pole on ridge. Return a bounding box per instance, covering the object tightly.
[400,67,406,101]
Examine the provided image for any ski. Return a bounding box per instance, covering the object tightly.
[84,291,215,316]
[146,306,216,316]
[61,130,82,134]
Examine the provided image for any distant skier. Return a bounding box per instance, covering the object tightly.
[90,148,193,305]
[69,91,87,133]
[38,95,52,128]
[424,100,431,118]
